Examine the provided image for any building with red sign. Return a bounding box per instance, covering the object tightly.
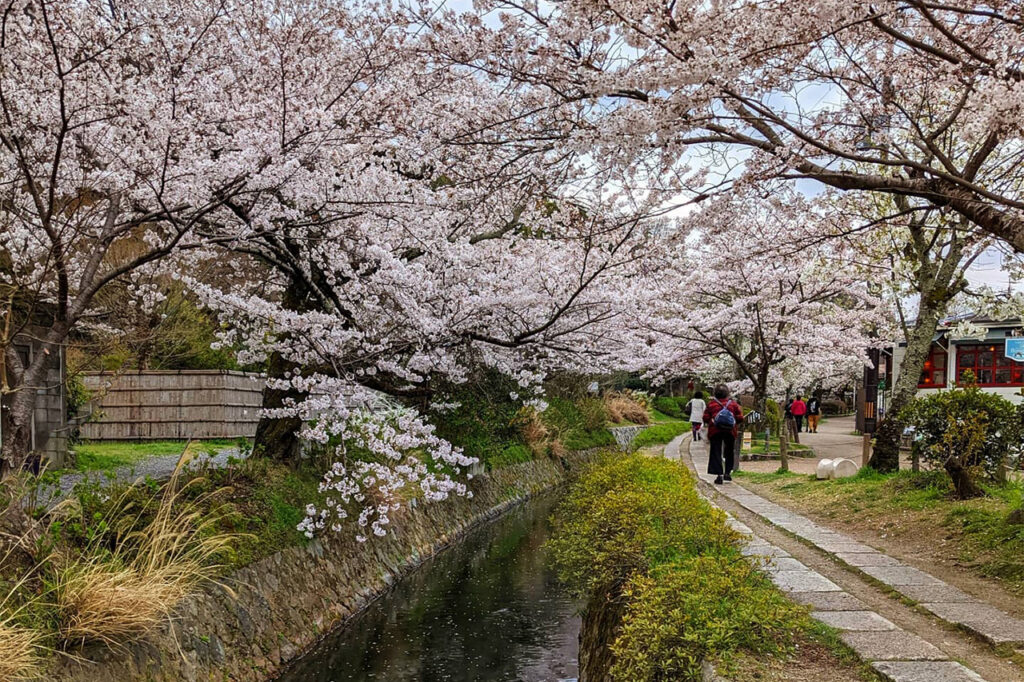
[892,316,1024,404]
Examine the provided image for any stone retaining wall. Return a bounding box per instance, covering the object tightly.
[609,424,648,449]
[50,452,599,682]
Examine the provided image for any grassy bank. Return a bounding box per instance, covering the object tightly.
[734,468,1024,593]
[548,455,872,680]
[70,439,241,472]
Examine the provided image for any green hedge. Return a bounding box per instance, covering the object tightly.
[544,396,616,451]
[431,376,614,469]
[631,421,691,449]
[653,396,686,419]
[549,456,805,680]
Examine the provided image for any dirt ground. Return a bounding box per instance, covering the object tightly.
[724,636,877,681]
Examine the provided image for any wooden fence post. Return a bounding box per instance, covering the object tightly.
[779,427,789,473]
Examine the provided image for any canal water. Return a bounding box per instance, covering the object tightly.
[276,493,581,682]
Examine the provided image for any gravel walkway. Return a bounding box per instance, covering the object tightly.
[41,446,244,507]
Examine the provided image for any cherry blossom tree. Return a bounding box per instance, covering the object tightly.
[0,0,306,473]
[837,194,997,470]
[635,191,885,414]
[433,0,1024,250]
[0,0,661,541]
[144,2,660,536]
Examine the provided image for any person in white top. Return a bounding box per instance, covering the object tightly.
[685,391,707,441]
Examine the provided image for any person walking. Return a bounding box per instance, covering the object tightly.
[685,391,706,441]
[703,384,744,485]
[791,395,807,433]
[806,395,821,433]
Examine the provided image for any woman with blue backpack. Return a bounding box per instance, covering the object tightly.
[702,384,744,485]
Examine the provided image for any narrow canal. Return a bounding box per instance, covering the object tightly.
[276,493,581,682]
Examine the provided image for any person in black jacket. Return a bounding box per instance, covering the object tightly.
[807,396,822,433]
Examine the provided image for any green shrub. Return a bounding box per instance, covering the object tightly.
[902,385,1023,482]
[430,373,526,468]
[431,375,615,468]
[549,455,805,680]
[653,396,684,419]
[632,422,690,449]
[488,444,534,468]
[576,397,610,432]
[611,558,802,680]
[549,455,733,596]
[544,396,614,451]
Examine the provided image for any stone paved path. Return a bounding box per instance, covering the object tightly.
[666,435,1021,682]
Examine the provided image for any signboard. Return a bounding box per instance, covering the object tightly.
[1007,338,1024,362]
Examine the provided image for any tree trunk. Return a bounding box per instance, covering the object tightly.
[0,356,46,477]
[578,582,625,682]
[252,350,305,463]
[787,415,799,444]
[1,401,33,477]
[944,455,984,499]
[869,298,946,473]
[252,275,311,464]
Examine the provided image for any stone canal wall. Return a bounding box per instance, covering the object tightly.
[50,452,599,682]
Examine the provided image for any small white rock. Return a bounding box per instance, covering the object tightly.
[816,459,834,480]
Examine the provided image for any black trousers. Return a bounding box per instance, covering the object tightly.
[708,432,735,476]
[794,415,804,432]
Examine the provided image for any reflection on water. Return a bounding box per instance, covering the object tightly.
[276,493,580,682]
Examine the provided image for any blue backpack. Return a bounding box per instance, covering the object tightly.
[712,399,736,430]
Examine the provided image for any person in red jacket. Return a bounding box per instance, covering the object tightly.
[790,395,807,433]
[702,383,744,484]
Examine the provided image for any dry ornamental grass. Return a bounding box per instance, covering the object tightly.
[0,621,45,681]
[603,391,650,425]
[52,459,236,648]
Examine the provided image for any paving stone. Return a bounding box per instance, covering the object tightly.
[870,661,986,682]
[763,513,802,524]
[725,519,753,535]
[812,610,898,631]
[922,601,1024,646]
[790,591,869,611]
[896,584,976,604]
[812,540,879,554]
[860,565,944,586]
[740,542,790,559]
[784,524,837,536]
[840,630,948,661]
[762,557,807,572]
[769,569,842,593]
[835,551,902,567]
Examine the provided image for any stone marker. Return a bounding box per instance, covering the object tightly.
[832,457,859,478]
